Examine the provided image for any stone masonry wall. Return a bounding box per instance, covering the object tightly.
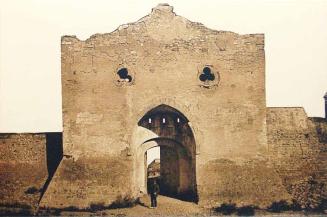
[1,4,326,211]
[267,108,327,208]
[41,4,272,208]
[3,5,325,210]
[310,117,327,192]
[197,158,291,208]
[0,134,48,209]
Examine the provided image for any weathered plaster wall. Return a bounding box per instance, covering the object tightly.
[0,4,326,210]
[2,4,325,210]
[41,4,270,208]
[198,158,290,207]
[310,117,327,189]
[267,108,327,207]
[60,4,267,161]
[267,108,320,181]
[37,3,282,208]
[311,117,327,144]
[0,134,47,209]
[40,156,132,208]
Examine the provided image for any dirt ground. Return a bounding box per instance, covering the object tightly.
[56,195,325,217]
[59,195,206,216]
[1,195,326,216]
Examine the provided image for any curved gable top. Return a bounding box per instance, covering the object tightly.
[61,3,264,44]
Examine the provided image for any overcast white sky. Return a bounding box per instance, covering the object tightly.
[0,0,327,133]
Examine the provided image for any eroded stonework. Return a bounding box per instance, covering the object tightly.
[0,4,326,211]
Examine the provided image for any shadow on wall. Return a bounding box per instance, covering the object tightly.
[39,133,63,203]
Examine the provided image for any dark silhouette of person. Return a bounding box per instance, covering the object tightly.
[149,179,160,208]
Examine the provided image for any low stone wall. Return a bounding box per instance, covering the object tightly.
[310,117,327,144]
[310,117,327,187]
[267,108,326,208]
[40,155,133,209]
[1,108,326,210]
[197,158,291,208]
[0,134,48,209]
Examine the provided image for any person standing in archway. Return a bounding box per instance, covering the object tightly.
[149,179,160,208]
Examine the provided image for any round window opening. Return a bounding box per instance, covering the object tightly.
[117,68,132,82]
[115,67,134,86]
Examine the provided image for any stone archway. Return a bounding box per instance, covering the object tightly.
[134,104,198,202]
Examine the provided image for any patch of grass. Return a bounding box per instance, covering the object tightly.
[236,205,256,216]
[25,186,40,194]
[290,175,327,211]
[61,205,80,211]
[0,208,33,216]
[0,203,35,216]
[267,200,290,213]
[214,203,258,216]
[39,195,140,214]
[289,199,302,211]
[0,202,31,210]
[108,195,140,209]
[39,207,61,216]
[89,202,106,211]
[266,199,327,213]
[214,203,237,215]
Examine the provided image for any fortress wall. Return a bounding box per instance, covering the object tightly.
[198,158,291,208]
[59,16,268,162]
[0,134,48,209]
[309,118,327,185]
[267,107,320,182]
[40,156,132,208]
[311,117,327,144]
[40,5,286,208]
[267,108,326,207]
[1,4,326,211]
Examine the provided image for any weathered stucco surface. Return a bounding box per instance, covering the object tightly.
[267,108,327,208]
[0,134,47,209]
[41,3,273,208]
[267,108,321,183]
[0,3,326,211]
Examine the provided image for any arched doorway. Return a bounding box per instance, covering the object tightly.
[135,104,198,202]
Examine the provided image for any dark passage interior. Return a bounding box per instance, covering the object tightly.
[160,145,179,196]
[139,104,198,202]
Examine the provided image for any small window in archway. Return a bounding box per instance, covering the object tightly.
[148,118,152,124]
[162,118,166,124]
[199,67,215,82]
[177,117,180,123]
[117,68,132,83]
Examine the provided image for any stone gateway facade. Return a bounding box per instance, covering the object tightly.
[0,4,326,211]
